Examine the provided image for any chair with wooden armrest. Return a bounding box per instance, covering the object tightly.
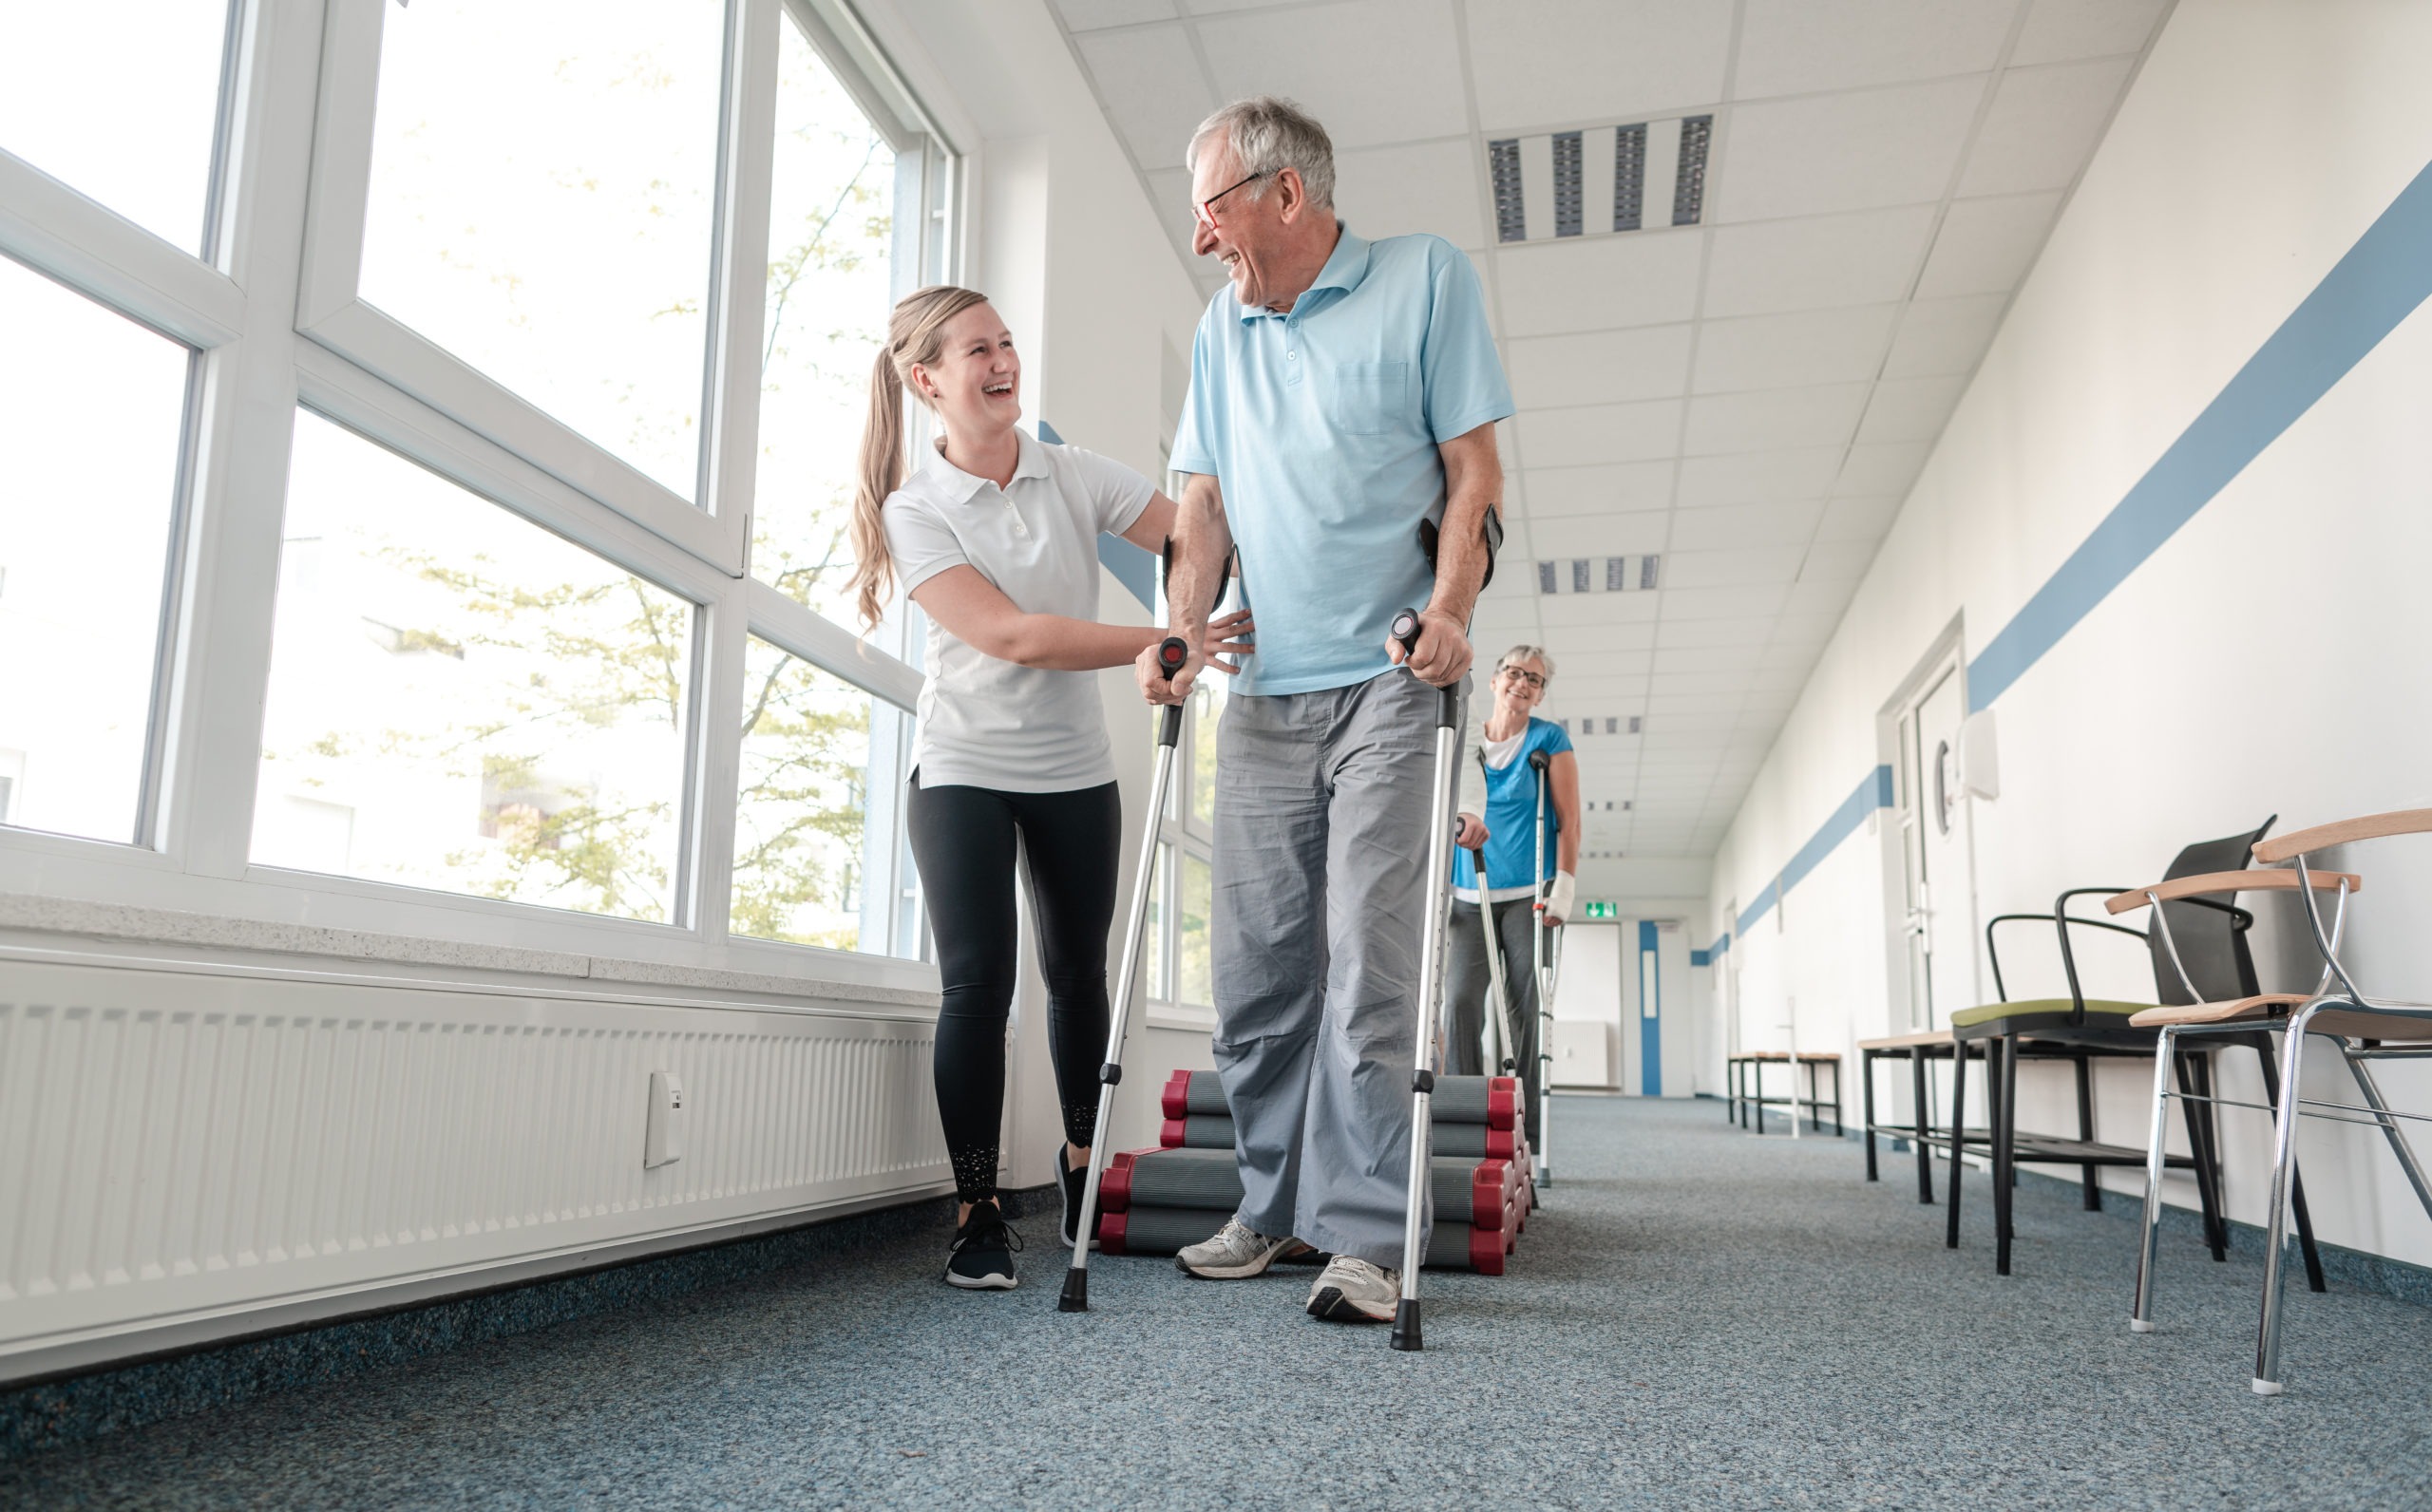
[2210,808,2432,1395]
[1946,820,2323,1279]
[2108,869,2356,1342]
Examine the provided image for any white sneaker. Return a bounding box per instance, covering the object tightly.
[1305,1255,1399,1323]
[1174,1216,1314,1278]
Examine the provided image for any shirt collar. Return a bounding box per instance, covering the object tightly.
[1236,224,1371,323]
[917,428,1052,503]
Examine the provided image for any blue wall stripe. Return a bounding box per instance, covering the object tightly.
[1689,949,1709,968]
[1719,160,2432,946]
[1638,918,1662,1097]
[1039,419,1160,611]
[1967,159,2432,713]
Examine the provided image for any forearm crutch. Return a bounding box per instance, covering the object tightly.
[1468,756,1521,1077]
[1389,608,1462,1352]
[1058,633,1190,1313]
[1528,747,1554,1189]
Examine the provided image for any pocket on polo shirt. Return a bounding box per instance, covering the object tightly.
[1324,360,1409,436]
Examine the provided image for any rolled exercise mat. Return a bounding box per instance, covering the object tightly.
[1161,1113,1525,1162]
[1100,1145,1516,1229]
[1164,1069,1515,1130]
[1101,1203,1516,1275]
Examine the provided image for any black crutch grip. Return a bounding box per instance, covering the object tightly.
[1528,749,1551,773]
[1153,636,1188,747]
[1389,609,1460,729]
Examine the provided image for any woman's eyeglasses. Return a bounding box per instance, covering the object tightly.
[1499,667,1547,690]
[1193,170,1270,233]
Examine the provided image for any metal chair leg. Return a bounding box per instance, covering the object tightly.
[2074,1049,2101,1212]
[2175,1050,2228,1262]
[1994,1035,2016,1276]
[2254,1003,2325,1395]
[1911,1049,1934,1204]
[1946,1040,1967,1249]
[1863,1049,1879,1181]
[2251,1033,2326,1295]
[2131,1027,2176,1332]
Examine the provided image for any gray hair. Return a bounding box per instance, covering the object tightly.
[1187,96,1336,211]
[1496,644,1556,682]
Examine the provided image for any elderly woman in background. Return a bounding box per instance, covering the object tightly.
[1449,644,1580,1144]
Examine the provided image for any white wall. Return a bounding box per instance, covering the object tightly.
[1700,0,2432,1264]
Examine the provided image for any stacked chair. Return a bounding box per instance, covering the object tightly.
[2120,808,2432,1395]
[1093,1068,1530,1274]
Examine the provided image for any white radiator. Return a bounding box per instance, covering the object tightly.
[0,949,947,1379]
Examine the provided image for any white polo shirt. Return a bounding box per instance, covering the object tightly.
[883,430,1154,793]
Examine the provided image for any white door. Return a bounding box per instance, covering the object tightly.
[1896,655,1977,1027]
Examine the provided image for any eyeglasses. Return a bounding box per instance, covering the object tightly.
[1192,170,1269,233]
[1499,667,1547,690]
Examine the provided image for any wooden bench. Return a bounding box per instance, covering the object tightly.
[1727,1051,1842,1136]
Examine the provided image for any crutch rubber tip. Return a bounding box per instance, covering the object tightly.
[1057,1268,1090,1313]
[2127,1318,2155,1333]
[1389,1300,1422,1351]
[2251,1377,2284,1396]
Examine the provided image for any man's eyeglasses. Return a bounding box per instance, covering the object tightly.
[1193,170,1270,233]
[1499,667,1547,690]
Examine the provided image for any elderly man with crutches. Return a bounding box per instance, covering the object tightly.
[1140,95,1512,1328]
[1449,646,1581,1173]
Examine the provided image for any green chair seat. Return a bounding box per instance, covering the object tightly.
[1948,997,2156,1030]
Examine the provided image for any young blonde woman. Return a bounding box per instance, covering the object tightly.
[1448,644,1580,1147]
[849,285,1251,1291]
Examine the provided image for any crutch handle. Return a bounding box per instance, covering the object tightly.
[1153,636,1188,747]
[1528,749,1551,773]
[1389,609,1460,728]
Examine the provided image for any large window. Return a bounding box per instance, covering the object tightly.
[253,413,694,921]
[0,0,956,977]
[360,1,728,499]
[0,256,191,845]
[1147,677,1224,1017]
[0,2,234,254]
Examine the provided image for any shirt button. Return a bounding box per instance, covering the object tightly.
[1287,350,1297,360]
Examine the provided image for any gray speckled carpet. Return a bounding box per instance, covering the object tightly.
[9,1096,2432,1510]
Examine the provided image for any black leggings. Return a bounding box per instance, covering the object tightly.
[906,774,1119,1203]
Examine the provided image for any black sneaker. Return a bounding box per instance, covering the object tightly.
[945,1204,1021,1290]
[1056,1148,1096,1250]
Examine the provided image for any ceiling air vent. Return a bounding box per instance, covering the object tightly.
[1490,117,1711,244]
[1537,556,1659,594]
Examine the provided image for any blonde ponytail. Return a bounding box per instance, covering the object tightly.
[847,283,994,629]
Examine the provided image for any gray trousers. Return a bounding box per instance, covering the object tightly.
[1211,669,1450,1268]
[1447,897,1544,1146]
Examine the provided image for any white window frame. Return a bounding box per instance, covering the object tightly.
[0,0,965,992]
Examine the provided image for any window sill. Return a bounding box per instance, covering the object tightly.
[1145,1001,1218,1033]
[0,890,942,1011]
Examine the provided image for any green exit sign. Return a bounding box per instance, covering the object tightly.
[1582,900,1619,920]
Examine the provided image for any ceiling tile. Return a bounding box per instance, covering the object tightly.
[1881,293,2006,376]
[1658,617,1776,651]
[1056,0,1180,28]
[1712,77,1985,222]
[1647,690,1754,715]
[1781,578,1859,616]
[1653,643,1769,675]
[1515,399,1684,467]
[1914,191,2063,297]
[1553,675,1653,704]
[1508,324,1696,409]
[1539,594,1663,630]
[1676,446,1844,507]
[1666,501,1824,551]
[1073,27,1216,171]
[1733,0,2016,99]
[1797,538,1882,580]
[2010,0,2172,66]
[1334,138,1492,250]
[1814,493,1901,542]
[1684,383,1870,455]
[1957,58,2136,198]
[1701,204,1938,318]
[1659,582,1793,622]
[1769,609,1851,643]
[1466,0,1736,130]
[1854,373,1967,444]
[1558,648,1660,678]
[1196,0,1469,150]
[1834,440,1928,495]
[1520,461,1677,517]
[1652,669,1756,695]
[1495,230,1705,337]
[1527,510,1673,557]
[1662,546,1807,588]
[1692,304,1901,393]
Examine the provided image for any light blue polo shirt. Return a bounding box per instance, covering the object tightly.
[1169,228,1514,695]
